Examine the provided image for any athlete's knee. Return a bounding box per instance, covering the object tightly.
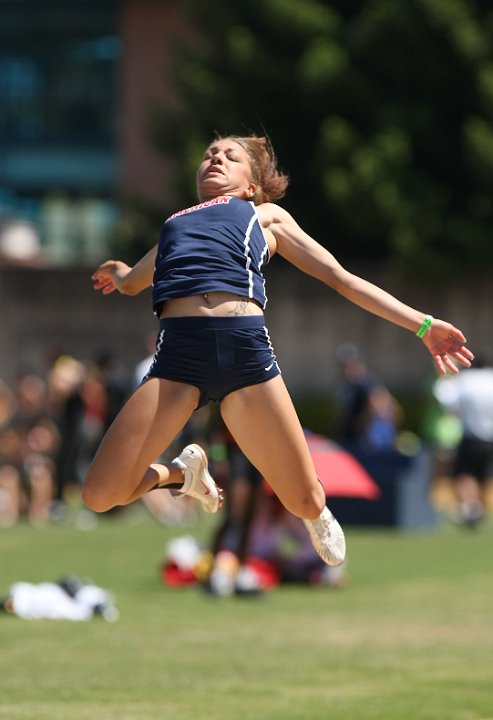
[82,474,118,513]
[287,483,326,520]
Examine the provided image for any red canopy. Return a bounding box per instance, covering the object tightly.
[305,431,380,501]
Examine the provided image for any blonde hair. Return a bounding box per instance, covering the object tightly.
[217,134,289,204]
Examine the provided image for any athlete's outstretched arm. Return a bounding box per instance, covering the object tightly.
[92,245,157,296]
[268,205,474,376]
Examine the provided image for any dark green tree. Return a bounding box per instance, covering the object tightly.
[134,0,493,276]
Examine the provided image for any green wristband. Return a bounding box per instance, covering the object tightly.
[416,314,433,338]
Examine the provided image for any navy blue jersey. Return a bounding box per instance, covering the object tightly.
[152,196,270,312]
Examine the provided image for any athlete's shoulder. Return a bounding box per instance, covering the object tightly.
[256,202,296,229]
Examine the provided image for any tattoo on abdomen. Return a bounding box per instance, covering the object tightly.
[229,298,249,316]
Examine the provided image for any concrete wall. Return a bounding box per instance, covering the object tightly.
[0,263,490,394]
[0,266,155,385]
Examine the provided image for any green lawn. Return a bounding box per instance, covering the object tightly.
[1,509,492,720]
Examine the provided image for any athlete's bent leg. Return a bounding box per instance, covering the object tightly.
[82,378,199,512]
[220,376,345,566]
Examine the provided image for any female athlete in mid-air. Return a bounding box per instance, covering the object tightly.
[84,134,473,567]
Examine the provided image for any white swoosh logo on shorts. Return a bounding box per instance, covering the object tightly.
[264,362,274,372]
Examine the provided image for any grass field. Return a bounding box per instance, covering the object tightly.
[1,508,492,720]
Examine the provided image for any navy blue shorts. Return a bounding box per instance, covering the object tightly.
[144,316,281,409]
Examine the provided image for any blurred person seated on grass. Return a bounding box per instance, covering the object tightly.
[246,486,347,590]
[161,484,347,597]
[204,424,266,596]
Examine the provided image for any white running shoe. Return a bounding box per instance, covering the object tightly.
[303,506,346,567]
[171,444,223,514]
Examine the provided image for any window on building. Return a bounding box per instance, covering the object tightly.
[0,1,121,266]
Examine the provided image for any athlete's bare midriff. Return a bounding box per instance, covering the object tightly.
[159,291,264,319]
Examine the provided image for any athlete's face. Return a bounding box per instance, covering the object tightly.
[196,139,257,202]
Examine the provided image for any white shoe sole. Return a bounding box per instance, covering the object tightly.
[179,444,223,514]
[303,511,346,567]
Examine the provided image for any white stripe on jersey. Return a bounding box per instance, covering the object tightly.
[258,243,270,306]
[243,214,257,298]
[251,202,270,306]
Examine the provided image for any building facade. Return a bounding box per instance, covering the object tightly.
[0,0,181,267]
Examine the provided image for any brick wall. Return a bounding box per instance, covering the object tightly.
[0,264,489,393]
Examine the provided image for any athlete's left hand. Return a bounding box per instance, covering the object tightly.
[421,318,474,375]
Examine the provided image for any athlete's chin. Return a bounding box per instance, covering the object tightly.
[198,185,236,202]
[198,182,231,200]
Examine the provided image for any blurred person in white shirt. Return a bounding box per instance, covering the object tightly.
[433,358,493,526]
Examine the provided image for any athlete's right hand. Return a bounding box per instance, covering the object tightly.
[92,260,132,295]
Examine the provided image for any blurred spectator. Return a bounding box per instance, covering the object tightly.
[95,351,130,432]
[334,343,401,453]
[205,428,264,596]
[48,356,87,514]
[0,379,16,525]
[0,220,44,267]
[248,490,347,589]
[433,359,493,527]
[0,354,139,525]
[421,380,463,512]
[0,378,15,427]
[76,362,112,480]
[49,355,123,518]
[0,372,59,526]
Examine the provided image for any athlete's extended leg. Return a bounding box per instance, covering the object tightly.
[220,375,345,566]
[221,376,322,517]
[83,378,201,512]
